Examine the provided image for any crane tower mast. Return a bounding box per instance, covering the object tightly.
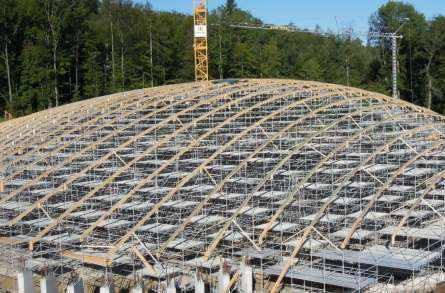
[193,0,209,81]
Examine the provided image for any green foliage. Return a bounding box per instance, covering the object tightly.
[1,0,445,118]
[369,1,434,107]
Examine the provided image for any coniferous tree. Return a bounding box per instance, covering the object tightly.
[1,0,445,118]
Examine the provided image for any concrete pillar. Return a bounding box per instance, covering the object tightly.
[437,281,445,293]
[239,263,253,293]
[67,279,85,293]
[99,283,114,293]
[166,279,176,293]
[194,275,205,293]
[130,284,144,293]
[217,267,230,293]
[40,275,57,293]
[17,270,35,293]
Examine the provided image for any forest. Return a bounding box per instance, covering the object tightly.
[0,0,445,118]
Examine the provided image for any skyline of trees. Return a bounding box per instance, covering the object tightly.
[0,0,444,118]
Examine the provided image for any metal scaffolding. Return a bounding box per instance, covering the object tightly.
[1,79,445,292]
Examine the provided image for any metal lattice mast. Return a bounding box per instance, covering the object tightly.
[193,0,209,81]
[370,17,408,99]
[390,33,402,99]
[370,32,402,99]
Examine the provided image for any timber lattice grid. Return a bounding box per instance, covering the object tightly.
[1,79,445,292]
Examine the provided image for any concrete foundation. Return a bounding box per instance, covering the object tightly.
[130,284,144,293]
[166,279,176,293]
[67,279,85,293]
[99,284,115,293]
[194,275,205,293]
[40,276,57,293]
[218,267,230,293]
[239,264,253,293]
[17,270,35,293]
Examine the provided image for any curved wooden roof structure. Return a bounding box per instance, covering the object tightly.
[1,79,445,291]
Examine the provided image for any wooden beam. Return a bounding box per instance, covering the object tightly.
[0,89,127,159]
[340,139,445,249]
[205,103,404,259]
[28,81,289,248]
[131,247,158,276]
[75,82,297,242]
[3,82,244,208]
[391,169,445,244]
[62,250,113,267]
[2,88,168,182]
[87,87,344,249]
[258,110,437,247]
[108,83,344,255]
[158,89,365,256]
[272,123,440,263]
[13,83,258,228]
[223,270,240,293]
[0,236,29,245]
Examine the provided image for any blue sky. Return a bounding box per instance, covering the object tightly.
[140,1,444,34]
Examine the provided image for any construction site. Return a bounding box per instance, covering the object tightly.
[2,1,445,293]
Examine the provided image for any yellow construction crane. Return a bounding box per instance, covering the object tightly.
[191,2,327,82]
[193,0,209,81]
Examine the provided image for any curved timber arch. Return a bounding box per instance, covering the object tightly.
[28,80,314,247]
[2,79,445,293]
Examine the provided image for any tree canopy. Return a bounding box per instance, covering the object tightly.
[1,0,445,118]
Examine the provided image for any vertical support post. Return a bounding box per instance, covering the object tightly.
[17,270,35,293]
[240,262,253,293]
[67,279,85,293]
[218,263,230,293]
[40,275,57,293]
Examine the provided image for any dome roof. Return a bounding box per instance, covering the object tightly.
[1,79,444,290]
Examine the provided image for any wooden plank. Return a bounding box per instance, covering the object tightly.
[3,89,160,181]
[13,83,252,226]
[258,110,436,248]
[341,139,445,249]
[28,81,285,248]
[83,86,340,245]
[223,270,240,293]
[131,247,158,276]
[2,82,226,173]
[391,169,445,244]
[204,102,397,259]
[158,90,366,256]
[0,236,28,245]
[0,89,122,158]
[109,83,342,255]
[3,82,234,207]
[62,250,113,267]
[273,124,439,265]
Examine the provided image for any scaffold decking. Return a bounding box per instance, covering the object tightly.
[1,79,445,292]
